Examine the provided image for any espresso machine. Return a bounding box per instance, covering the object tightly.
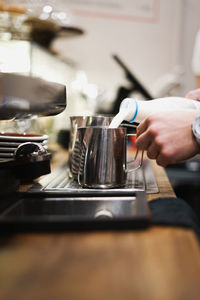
[0,72,158,232]
[0,71,66,202]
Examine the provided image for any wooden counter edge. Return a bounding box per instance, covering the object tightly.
[147,159,176,201]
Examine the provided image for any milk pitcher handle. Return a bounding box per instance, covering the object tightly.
[126,133,144,172]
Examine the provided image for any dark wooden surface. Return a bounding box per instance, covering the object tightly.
[0,151,200,300]
[0,228,199,300]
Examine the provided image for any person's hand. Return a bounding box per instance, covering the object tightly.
[136,111,200,167]
[185,88,200,101]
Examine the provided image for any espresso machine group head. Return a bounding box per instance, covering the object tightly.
[0,72,67,120]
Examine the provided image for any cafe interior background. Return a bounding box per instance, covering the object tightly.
[1,0,200,216]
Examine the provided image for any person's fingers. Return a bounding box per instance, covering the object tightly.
[136,119,148,137]
[156,148,177,167]
[146,142,160,159]
[136,117,159,151]
[156,154,169,167]
[136,132,151,150]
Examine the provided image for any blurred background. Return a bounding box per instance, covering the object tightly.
[1,0,200,124]
[1,0,200,215]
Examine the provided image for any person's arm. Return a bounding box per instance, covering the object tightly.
[136,110,200,167]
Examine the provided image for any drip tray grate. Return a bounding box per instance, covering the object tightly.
[28,159,159,196]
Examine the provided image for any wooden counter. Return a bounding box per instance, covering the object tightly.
[147,160,176,201]
[0,153,199,300]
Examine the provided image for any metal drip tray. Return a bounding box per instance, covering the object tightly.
[29,159,159,196]
[0,160,158,231]
[0,192,150,230]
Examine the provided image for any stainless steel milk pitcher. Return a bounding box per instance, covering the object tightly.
[77,127,143,188]
[69,115,113,179]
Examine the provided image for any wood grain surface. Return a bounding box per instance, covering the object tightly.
[0,152,200,300]
[147,159,176,201]
[0,228,199,300]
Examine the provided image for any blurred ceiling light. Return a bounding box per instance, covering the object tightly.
[43,5,53,14]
